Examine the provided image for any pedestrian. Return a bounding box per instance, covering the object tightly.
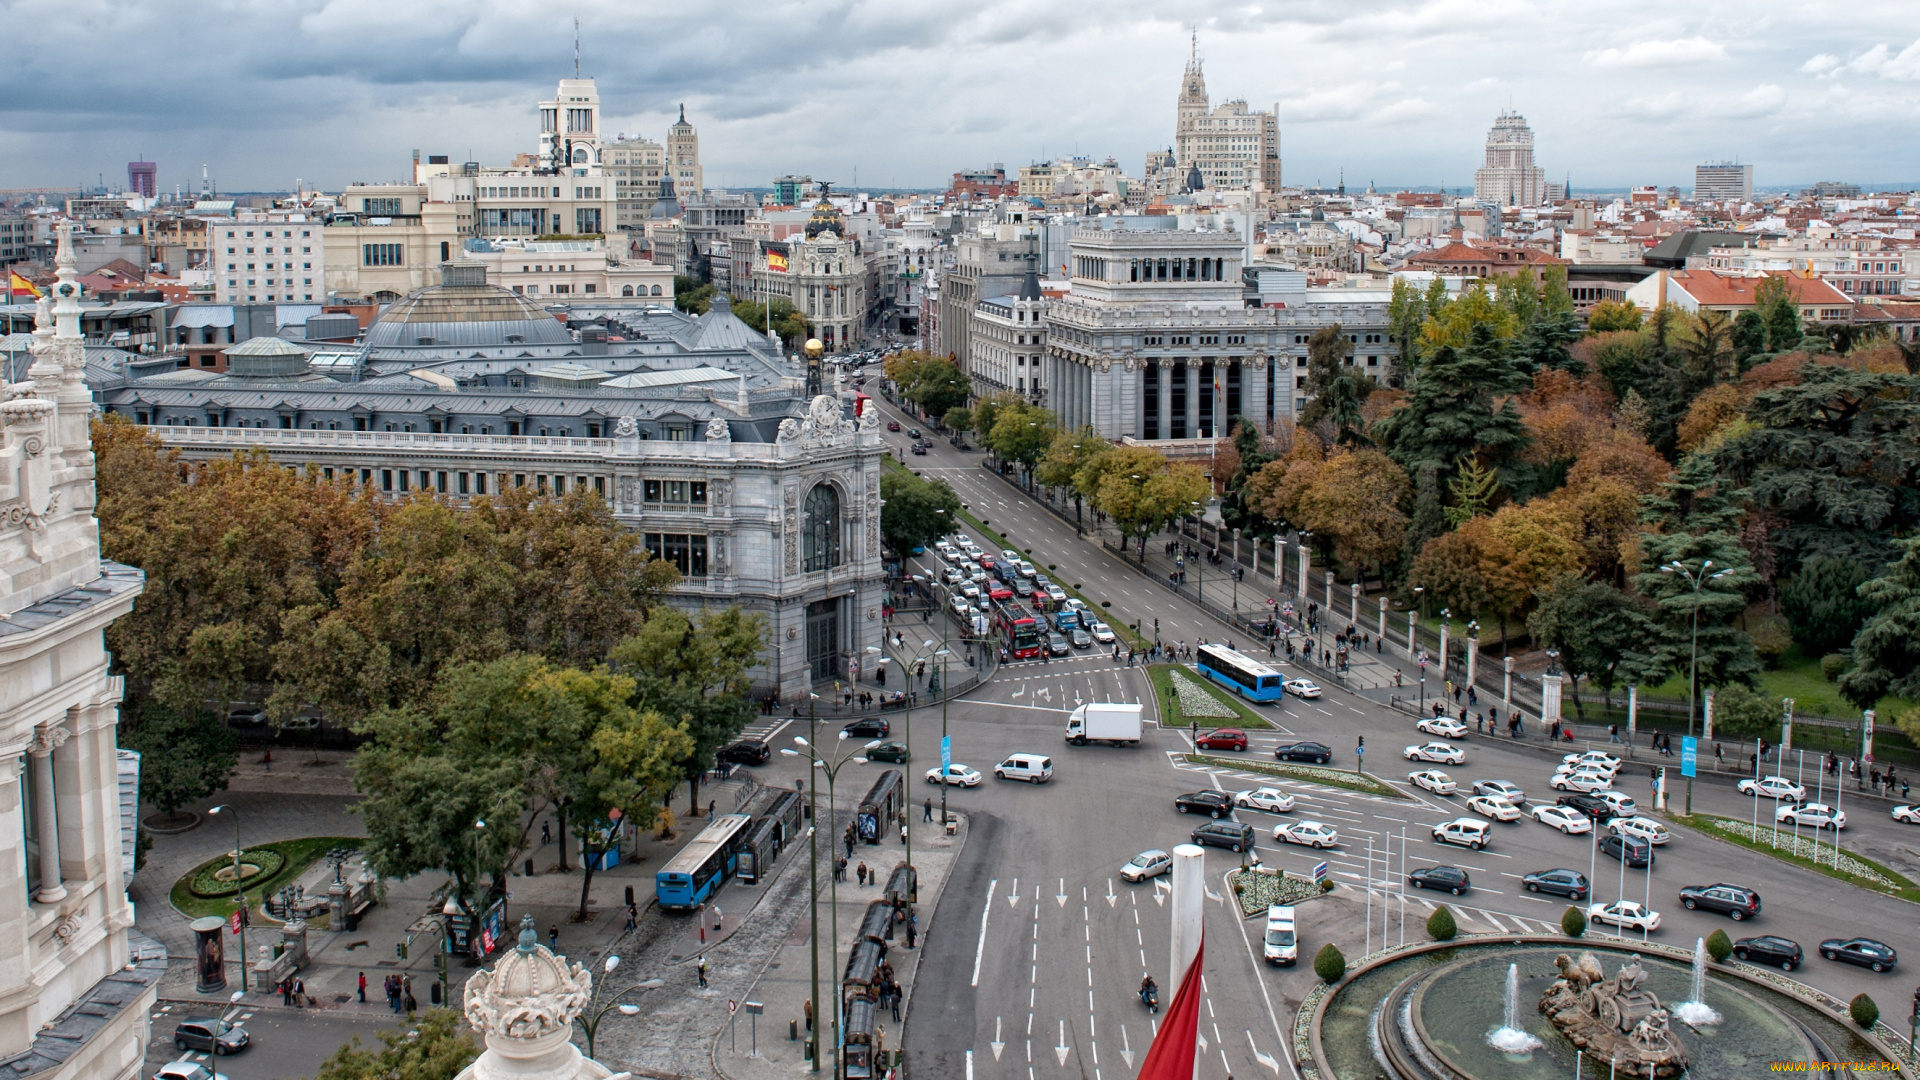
[281,977,293,1006]
[907,914,918,950]
[890,986,902,1022]
[291,976,305,1009]
[1871,767,1882,794]
[1903,779,1911,800]
[1608,724,1619,744]
[804,997,814,1032]
[713,905,723,933]
[924,796,933,822]
[697,956,709,988]
[386,975,400,1012]
[857,862,868,886]
[549,924,559,950]
[707,799,716,821]
[1715,742,1724,765]
[541,821,552,845]
[626,903,638,932]
[403,984,416,1014]
[358,971,367,1004]
[844,830,855,860]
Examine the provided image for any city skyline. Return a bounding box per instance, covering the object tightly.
[4,1,1920,194]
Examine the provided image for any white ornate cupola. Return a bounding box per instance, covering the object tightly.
[455,915,627,1080]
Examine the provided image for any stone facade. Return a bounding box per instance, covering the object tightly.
[0,224,154,1080]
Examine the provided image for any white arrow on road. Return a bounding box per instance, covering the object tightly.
[1153,877,1169,907]
[1106,878,1117,907]
[1054,1020,1070,1067]
[990,1016,1004,1061]
[1055,878,1067,907]
[1119,1024,1134,1069]
[1248,1030,1280,1075]
[1196,1030,1209,1054]
[1205,886,1223,905]
[1007,877,1021,909]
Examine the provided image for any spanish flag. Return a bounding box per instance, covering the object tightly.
[767,251,788,273]
[7,272,39,300]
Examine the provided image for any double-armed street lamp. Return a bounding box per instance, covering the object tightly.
[783,730,874,1077]
[575,952,663,1060]
[207,805,248,993]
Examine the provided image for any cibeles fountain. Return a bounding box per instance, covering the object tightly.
[455,916,631,1080]
[1311,936,1909,1079]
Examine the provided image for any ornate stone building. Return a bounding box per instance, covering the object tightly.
[1172,47,1280,192]
[1473,111,1549,208]
[0,224,156,1080]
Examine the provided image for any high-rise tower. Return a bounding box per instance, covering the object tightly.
[1168,39,1280,193]
[1473,111,1548,207]
[667,105,703,196]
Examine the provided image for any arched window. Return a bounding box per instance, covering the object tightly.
[802,484,841,572]
[650,284,662,296]
[622,285,634,296]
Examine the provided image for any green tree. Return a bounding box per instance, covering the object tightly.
[1426,904,1458,941]
[1709,684,1778,740]
[1752,275,1802,353]
[1629,531,1763,699]
[119,704,238,823]
[1561,905,1587,937]
[902,356,972,418]
[1528,576,1651,716]
[1035,427,1111,525]
[969,395,1010,443]
[1705,928,1733,963]
[878,468,963,557]
[352,729,527,922]
[1779,555,1877,657]
[1675,309,1737,385]
[673,276,716,314]
[1298,324,1376,444]
[610,606,766,811]
[311,1008,478,1080]
[942,406,974,438]
[1838,536,1920,712]
[1373,322,1534,494]
[1398,462,1444,584]
[1849,993,1879,1029]
[730,295,810,349]
[1731,310,1769,364]
[1387,277,1426,380]
[986,400,1057,486]
[1586,299,1644,334]
[1313,942,1346,983]
[1442,456,1500,527]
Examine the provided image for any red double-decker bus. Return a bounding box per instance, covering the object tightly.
[991,598,1044,659]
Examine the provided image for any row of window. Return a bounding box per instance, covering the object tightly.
[1129,257,1229,282]
[223,229,313,239]
[363,244,404,266]
[225,246,312,255]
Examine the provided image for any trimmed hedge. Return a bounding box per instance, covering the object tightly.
[1314,942,1346,983]
[1849,993,1879,1029]
[1426,904,1458,941]
[1561,906,1587,938]
[186,848,285,899]
[1706,929,1733,963]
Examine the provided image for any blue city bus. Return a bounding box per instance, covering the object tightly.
[1196,643,1285,702]
[655,813,753,910]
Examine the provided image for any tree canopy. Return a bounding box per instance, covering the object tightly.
[879,467,962,557]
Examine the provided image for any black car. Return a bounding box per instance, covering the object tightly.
[717,739,770,766]
[911,445,928,455]
[173,1017,249,1055]
[1069,627,1093,649]
[1046,632,1072,657]
[1820,937,1898,972]
[843,718,890,738]
[1175,790,1233,818]
[1678,883,1761,920]
[1190,820,1256,853]
[1274,741,1334,764]
[1598,833,1654,868]
[1732,935,1802,971]
[1557,793,1619,823]
[906,428,921,439]
[1408,865,1471,896]
[1521,868,1590,900]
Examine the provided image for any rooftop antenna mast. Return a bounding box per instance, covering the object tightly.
[574,16,581,77]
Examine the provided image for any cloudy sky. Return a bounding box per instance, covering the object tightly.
[5,0,1919,195]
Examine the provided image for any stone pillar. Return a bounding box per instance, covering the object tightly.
[1627,685,1638,745]
[1156,362,1171,443]
[1406,612,1418,661]
[1502,656,1514,708]
[1780,698,1793,756]
[1169,844,1205,992]
[1296,545,1310,600]
[1323,570,1335,616]
[1245,359,1267,435]
[1541,674,1563,727]
[1377,596,1389,639]
[1465,634,1479,687]
[1184,364,1199,437]
[27,725,67,904]
[1437,623,1450,684]
[1274,539,1286,592]
[1349,582,1361,623]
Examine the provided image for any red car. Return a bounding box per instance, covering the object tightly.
[886,420,902,432]
[1195,728,1248,752]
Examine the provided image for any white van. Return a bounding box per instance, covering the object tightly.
[1263,905,1298,966]
[1432,818,1492,850]
[994,753,1054,783]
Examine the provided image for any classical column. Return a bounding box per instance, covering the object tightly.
[1184,363,1199,437]
[1465,634,1479,687]
[1245,358,1267,431]
[1349,582,1361,623]
[1437,623,1451,684]
[1406,612,1418,660]
[1378,596,1389,639]
[1503,656,1514,708]
[1323,571,1334,616]
[1156,362,1171,442]
[1627,685,1638,745]
[1296,545,1309,600]
[28,725,69,904]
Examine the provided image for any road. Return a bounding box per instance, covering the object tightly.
[872,392,1920,1079]
[145,1001,400,1080]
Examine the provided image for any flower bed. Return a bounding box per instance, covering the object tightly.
[1229,866,1332,917]
[1692,816,1906,891]
[186,848,286,899]
[1169,668,1241,719]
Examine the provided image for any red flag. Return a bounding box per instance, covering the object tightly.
[1136,936,1204,1080]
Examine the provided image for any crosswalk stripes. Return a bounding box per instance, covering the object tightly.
[1346,884,1557,935]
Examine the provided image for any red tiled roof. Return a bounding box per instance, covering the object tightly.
[1667,269,1849,308]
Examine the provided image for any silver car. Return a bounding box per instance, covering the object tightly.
[1122,849,1172,882]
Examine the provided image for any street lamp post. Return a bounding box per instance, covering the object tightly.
[784,732,874,1080]
[207,805,248,993]
[1660,558,1734,815]
[575,953,662,1061]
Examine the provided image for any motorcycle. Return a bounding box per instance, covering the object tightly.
[1139,983,1159,1014]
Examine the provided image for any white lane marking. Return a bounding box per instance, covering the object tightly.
[991,1016,1005,1060]
[971,876,998,987]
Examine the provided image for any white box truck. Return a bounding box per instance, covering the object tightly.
[1065,702,1143,746]
[1263,905,1298,966]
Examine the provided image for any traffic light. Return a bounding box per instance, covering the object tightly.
[397,942,408,961]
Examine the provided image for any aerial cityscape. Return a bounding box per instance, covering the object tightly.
[4,9,1920,1080]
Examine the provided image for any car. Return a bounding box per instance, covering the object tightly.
[1263,905,1299,966]
[1046,584,1069,603]
[1530,805,1595,834]
[1089,622,1116,644]
[1275,820,1339,848]
[1678,883,1761,920]
[1776,801,1845,830]
[960,584,982,601]
[173,1017,249,1055]
[1121,849,1172,883]
[1001,548,1022,562]
[1819,937,1898,972]
[1407,769,1458,795]
[1587,900,1661,932]
[717,739,771,766]
[1562,750,1622,773]
[1046,632,1072,657]
[1473,779,1527,803]
[843,718,890,738]
[1522,868,1590,900]
[1063,598,1090,613]
[1191,820,1256,852]
[1282,678,1323,699]
[1550,769,1613,793]
[950,596,975,618]
[1467,795,1523,821]
[1013,576,1035,595]
[1556,793,1618,823]
[925,763,982,786]
[943,567,964,585]
[1409,865,1472,895]
[1404,741,1465,765]
[1608,817,1669,846]
[1598,833,1655,868]
[1553,758,1620,781]
[225,705,266,727]
[1732,935,1803,971]
[910,444,927,455]
[986,584,1014,603]
[1233,787,1297,813]
[153,1066,230,1080]
[906,428,921,439]
[1895,804,1920,825]
[1274,741,1334,764]
[1417,717,1468,739]
[1016,559,1037,576]
[1432,818,1492,850]
[1196,728,1249,752]
[1590,790,1638,816]
[994,753,1053,783]
[1736,775,1806,801]
[1175,790,1234,817]
[1068,627,1093,649]
[865,742,910,763]
[886,420,902,432]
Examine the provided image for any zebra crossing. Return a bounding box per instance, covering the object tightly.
[1339,882,1568,935]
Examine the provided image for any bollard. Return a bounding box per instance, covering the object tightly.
[790,1019,799,1042]
[625,885,635,907]
[525,859,534,877]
